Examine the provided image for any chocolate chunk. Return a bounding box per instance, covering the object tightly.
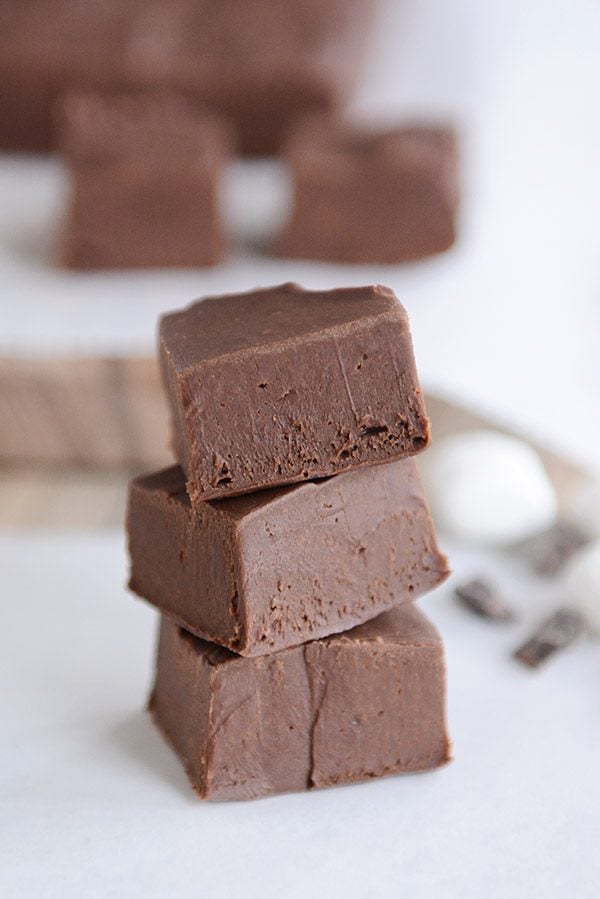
[513,608,585,668]
[149,605,450,800]
[58,92,230,269]
[453,578,515,622]
[127,459,449,656]
[278,122,459,263]
[518,522,590,575]
[159,283,430,504]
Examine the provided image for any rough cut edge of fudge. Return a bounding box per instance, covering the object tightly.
[127,459,450,656]
[149,604,451,800]
[277,119,459,263]
[159,283,430,504]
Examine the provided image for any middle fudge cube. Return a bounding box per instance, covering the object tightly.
[127,458,449,657]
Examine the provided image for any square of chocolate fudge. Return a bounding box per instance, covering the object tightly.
[278,121,459,263]
[127,459,449,656]
[150,605,450,800]
[159,283,430,503]
[57,92,230,268]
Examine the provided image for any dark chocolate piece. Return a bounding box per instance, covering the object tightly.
[518,522,589,576]
[160,283,430,503]
[149,605,450,800]
[454,578,515,622]
[58,92,229,269]
[278,121,459,263]
[513,608,585,668]
[127,459,449,656]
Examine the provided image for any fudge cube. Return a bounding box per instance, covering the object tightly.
[57,92,230,268]
[159,283,430,503]
[278,121,459,263]
[127,459,449,656]
[150,605,450,800]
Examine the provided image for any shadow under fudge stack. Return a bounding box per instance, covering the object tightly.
[127,283,451,800]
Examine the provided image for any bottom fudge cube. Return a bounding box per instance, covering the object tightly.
[149,605,450,800]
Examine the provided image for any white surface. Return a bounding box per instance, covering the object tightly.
[1,531,599,899]
[1,0,600,474]
[565,539,600,634]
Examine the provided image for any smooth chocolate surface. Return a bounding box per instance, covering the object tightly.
[58,92,229,269]
[160,283,430,503]
[127,459,449,656]
[0,0,378,155]
[279,122,459,263]
[150,605,450,800]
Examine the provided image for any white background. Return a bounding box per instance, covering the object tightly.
[1,1,600,897]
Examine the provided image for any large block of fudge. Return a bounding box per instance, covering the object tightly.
[160,283,430,504]
[58,92,230,268]
[150,605,450,800]
[279,121,459,263]
[0,0,378,155]
[127,459,449,656]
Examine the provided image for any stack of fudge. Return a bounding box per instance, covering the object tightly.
[127,283,451,800]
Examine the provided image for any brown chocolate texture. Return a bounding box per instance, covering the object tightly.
[127,460,449,656]
[0,0,140,152]
[150,605,450,800]
[0,0,378,155]
[159,283,430,503]
[279,122,459,263]
[58,92,229,269]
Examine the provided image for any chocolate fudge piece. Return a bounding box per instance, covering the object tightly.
[150,605,450,800]
[58,92,230,268]
[278,122,459,263]
[127,459,449,656]
[160,283,430,503]
[122,0,379,155]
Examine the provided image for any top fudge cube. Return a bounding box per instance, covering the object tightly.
[160,282,430,504]
[57,91,230,268]
[279,121,459,263]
